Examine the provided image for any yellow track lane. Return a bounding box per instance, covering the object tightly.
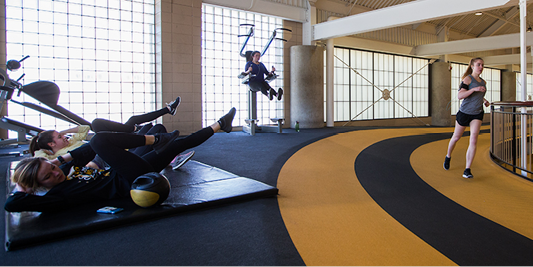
[278,128,457,266]
[411,131,533,240]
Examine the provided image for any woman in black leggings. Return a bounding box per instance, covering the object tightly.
[4,107,236,212]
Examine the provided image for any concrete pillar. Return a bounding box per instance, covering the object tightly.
[326,39,334,127]
[290,45,324,129]
[0,0,7,139]
[501,70,517,102]
[431,61,452,126]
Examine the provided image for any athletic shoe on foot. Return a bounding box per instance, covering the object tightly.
[167,96,181,116]
[277,88,283,101]
[170,150,195,170]
[134,124,143,132]
[153,130,180,154]
[269,88,276,101]
[463,168,473,179]
[443,156,450,170]
[218,107,236,133]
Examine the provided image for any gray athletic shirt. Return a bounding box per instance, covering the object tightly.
[459,74,486,115]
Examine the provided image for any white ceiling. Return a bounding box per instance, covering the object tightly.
[204,0,533,66]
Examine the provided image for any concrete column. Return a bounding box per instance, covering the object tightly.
[290,45,324,129]
[326,39,334,127]
[0,0,6,139]
[431,61,452,126]
[156,0,203,135]
[501,70,517,102]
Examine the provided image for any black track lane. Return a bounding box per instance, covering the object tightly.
[355,132,533,266]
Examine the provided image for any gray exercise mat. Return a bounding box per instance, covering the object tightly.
[4,160,278,251]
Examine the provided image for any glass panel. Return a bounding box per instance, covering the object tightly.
[6,0,156,134]
[202,4,284,127]
[327,47,430,122]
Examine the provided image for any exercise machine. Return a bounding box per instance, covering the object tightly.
[0,56,91,148]
[0,57,44,151]
[238,24,291,136]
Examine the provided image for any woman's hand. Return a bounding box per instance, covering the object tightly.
[50,158,61,166]
[271,66,276,73]
[14,183,33,194]
[60,126,80,135]
[484,99,490,107]
[473,86,486,92]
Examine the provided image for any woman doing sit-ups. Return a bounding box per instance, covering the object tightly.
[4,107,236,212]
[29,96,182,168]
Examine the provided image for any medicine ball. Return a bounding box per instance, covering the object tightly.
[130,172,170,208]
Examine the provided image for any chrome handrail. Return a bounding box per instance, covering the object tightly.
[491,101,533,182]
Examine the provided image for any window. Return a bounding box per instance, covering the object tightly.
[516,73,533,101]
[5,0,156,133]
[202,4,284,127]
[330,47,429,122]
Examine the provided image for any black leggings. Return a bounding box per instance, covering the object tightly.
[248,80,273,97]
[91,108,170,133]
[90,126,214,185]
[128,124,167,156]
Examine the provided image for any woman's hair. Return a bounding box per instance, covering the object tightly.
[251,51,261,60]
[244,51,253,62]
[12,157,47,192]
[29,130,55,156]
[462,57,484,80]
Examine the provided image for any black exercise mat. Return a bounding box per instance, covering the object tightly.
[5,160,278,251]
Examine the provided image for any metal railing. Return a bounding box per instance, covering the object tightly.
[490,101,533,182]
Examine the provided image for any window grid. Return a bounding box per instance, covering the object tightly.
[328,47,429,122]
[450,63,501,115]
[5,0,156,133]
[516,73,533,101]
[202,4,284,128]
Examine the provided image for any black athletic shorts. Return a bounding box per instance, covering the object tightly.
[456,110,484,126]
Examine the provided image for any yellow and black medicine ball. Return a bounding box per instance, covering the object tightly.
[130,172,170,208]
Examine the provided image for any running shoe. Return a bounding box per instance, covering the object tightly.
[463,168,473,179]
[443,156,450,170]
[218,107,236,133]
[170,150,195,170]
[167,96,181,116]
[153,130,180,154]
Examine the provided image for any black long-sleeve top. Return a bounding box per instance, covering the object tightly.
[4,144,128,212]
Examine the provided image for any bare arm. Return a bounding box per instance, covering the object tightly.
[50,153,73,166]
[457,76,486,100]
[59,126,81,135]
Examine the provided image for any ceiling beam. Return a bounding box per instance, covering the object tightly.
[203,0,307,22]
[483,54,532,65]
[313,0,518,41]
[411,32,533,56]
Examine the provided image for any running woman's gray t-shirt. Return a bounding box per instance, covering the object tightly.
[459,74,486,115]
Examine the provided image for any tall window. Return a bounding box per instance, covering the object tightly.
[516,73,533,101]
[450,62,501,115]
[331,47,429,122]
[202,4,284,127]
[450,63,468,114]
[5,0,156,133]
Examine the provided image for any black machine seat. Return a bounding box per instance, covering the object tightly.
[20,81,91,126]
[21,81,60,106]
